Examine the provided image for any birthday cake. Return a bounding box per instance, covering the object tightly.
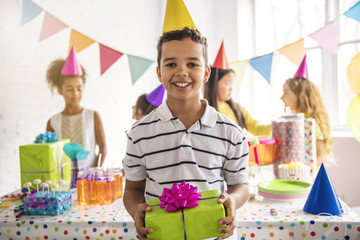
[279,161,310,181]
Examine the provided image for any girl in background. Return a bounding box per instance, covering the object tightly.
[46,46,107,168]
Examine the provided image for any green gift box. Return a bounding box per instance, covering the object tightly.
[19,139,71,190]
[145,190,226,240]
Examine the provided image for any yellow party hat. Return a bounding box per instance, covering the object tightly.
[162,0,196,33]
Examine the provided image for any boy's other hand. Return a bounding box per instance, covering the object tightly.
[216,192,236,239]
[134,203,153,240]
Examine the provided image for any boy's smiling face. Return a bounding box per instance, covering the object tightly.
[157,38,210,103]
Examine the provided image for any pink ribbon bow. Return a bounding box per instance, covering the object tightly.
[159,181,202,212]
[25,193,50,210]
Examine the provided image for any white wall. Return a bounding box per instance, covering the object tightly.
[0,0,240,195]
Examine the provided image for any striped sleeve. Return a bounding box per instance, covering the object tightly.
[122,134,147,181]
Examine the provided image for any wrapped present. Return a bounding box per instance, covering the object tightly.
[304,118,317,177]
[23,191,72,216]
[145,182,226,240]
[19,139,71,190]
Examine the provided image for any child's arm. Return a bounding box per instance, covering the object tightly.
[46,119,54,132]
[94,111,107,166]
[123,179,153,240]
[217,183,249,239]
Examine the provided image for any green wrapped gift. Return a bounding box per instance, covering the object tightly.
[145,190,226,240]
[19,139,71,190]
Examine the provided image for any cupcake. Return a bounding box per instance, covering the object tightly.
[279,161,310,181]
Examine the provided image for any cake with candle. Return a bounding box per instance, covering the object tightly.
[23,179,72,216]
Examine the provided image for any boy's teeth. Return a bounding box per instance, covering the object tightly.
[175,82,189,87]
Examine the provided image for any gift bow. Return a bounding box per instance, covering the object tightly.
[248,138,277,165]
[34,131,58,143]
[159,181,201,212]
[25,193,50,210]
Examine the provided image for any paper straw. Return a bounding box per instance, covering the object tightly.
[97,153,102,167]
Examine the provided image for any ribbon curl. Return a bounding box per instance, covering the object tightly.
[159,181,201,212]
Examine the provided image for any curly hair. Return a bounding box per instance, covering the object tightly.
[285,77,332,154]
[156,27,208,68]
[46,59,87,94]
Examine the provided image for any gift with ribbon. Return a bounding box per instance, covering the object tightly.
[248,138,278,165]
[19,139,71,190]
[23,191,72,216]
[145,182,226,240]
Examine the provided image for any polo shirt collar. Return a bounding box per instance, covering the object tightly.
[156,99,217,128]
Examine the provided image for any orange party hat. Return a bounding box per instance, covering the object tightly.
[212,40,229,70]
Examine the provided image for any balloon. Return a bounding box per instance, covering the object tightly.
[347,52,360,95]
[347,95,360,142]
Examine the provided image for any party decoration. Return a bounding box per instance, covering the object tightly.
[146,84,165,107]
[21,0,43,25]
[347,52,360,95]
[159,181,201,212]
[68,29,96,53]
[145,189,226,240]
[278,38,305,65]
[303,164,343,215]
[61,46,83,76]
[212,40,229,70]
[99,44,124,75]
[309,21,338,54]
[344,1,360,22]
[229,60,249,91]
[162,0,196,33]
[346,95,360,142]
[34,131,57,143]
[39,12,67,42]
[127,55,154,84]
[249,53,273,83]
[294,55,309,79]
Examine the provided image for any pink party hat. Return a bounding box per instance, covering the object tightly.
[294,55,308,79]
[61,46,83,76]
[303,164,343,215]
[146,85,165,106]
[212,40,229,70]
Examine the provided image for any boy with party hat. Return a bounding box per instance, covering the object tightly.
[204,40,271,136]
[281,55,332,167]
[122,1,249,240]
[46,46,107,168]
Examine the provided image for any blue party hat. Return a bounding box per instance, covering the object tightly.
[303,164,343,215]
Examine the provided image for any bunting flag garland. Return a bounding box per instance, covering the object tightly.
[20,0,360,85]
[21,0,43,25]
[344,1,360,22]
[278,39,305,65]
[249,53,274,83]
[309,21,338,54]
[39,12,68,42]
[99,44,124,75]
[68,29,96,53]
[229,60,249,91]
[127,55,154,85]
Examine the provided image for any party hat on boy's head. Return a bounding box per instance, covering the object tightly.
[146,84,165,106]
[162,0,196,33]
[61,46,83,76]
[303,163,343,215]
[212,40,229,70]
[294,54,308,79]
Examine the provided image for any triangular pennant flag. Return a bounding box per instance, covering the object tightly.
[344,1,360,22]
[303,164,343,215]
[127,55,154,84]
[294,55,309,79]
[99,44,124,75]
[249,53,273,83]
[212,40,229,70]
[69,29,96,53]
[62,46,83,76]
[162,0,196,33]
[309,22,338,54]
[278,39,305,65]
[21,0,43,25]
[146,85,165,106]
[229,60,249,91]
[39,12,68,42]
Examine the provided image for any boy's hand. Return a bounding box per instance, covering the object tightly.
[216,192,236,239]
[134,203,153,240]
